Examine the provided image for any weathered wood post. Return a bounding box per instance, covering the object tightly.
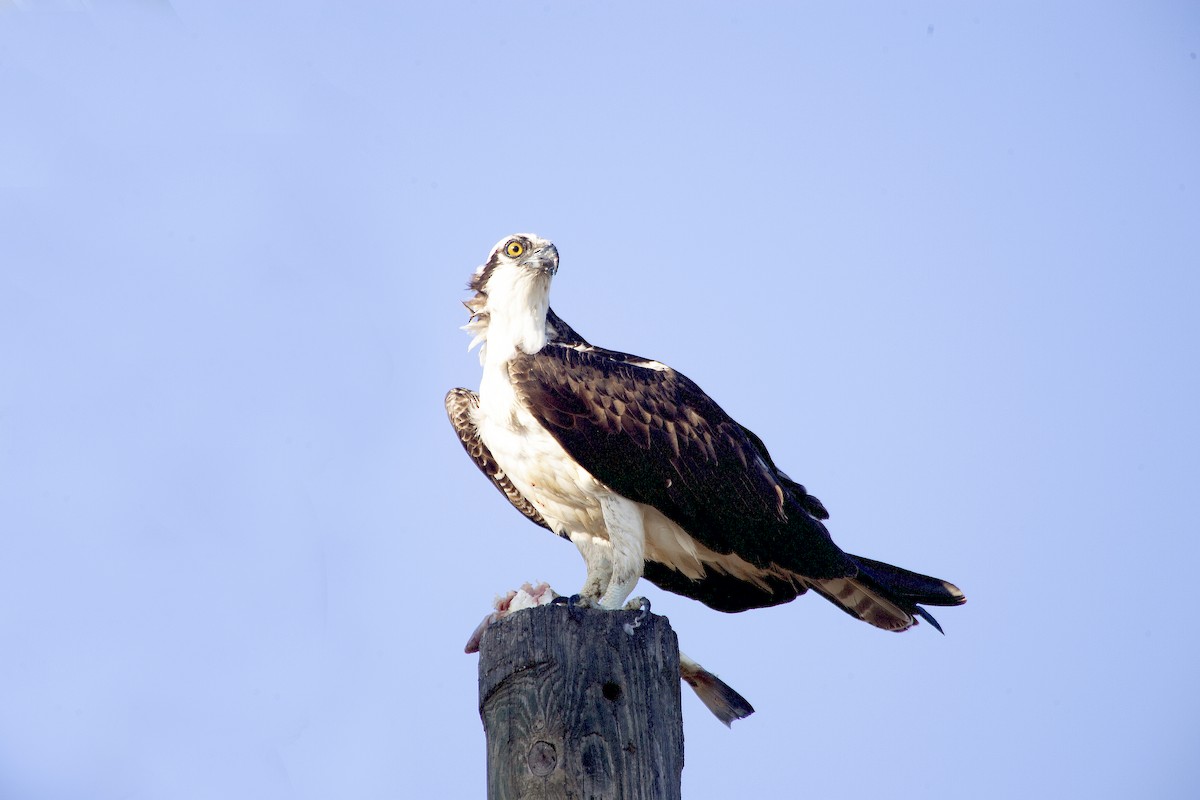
[477,604,683,799]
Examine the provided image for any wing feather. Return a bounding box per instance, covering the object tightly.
[509,344,855,579]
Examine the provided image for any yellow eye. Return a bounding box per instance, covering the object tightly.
[505,240,525,258]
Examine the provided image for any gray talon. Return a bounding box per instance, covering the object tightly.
[622,596,651,635]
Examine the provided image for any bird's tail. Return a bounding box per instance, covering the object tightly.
[807,555,965,633]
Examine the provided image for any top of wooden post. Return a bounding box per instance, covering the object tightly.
[478,604,683,800]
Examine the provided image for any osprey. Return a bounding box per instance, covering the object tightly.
[445,234,965,632]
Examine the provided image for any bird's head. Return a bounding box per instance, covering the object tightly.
[471,233,559,292]
[463,233,560,360]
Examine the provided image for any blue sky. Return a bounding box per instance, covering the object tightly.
[2,2,1198,798]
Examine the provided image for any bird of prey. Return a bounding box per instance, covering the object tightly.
[445,233,965,632]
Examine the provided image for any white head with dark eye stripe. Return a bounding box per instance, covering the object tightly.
[463,233,560,362]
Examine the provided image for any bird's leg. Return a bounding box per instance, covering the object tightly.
[598,573,644,610]
[568,532,612,606]
[596,494,647,610]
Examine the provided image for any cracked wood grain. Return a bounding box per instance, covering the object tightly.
[478,604,683,800]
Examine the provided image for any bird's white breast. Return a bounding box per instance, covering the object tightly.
[473,359,609,538]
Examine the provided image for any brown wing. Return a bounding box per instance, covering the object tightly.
[508,344,855,580]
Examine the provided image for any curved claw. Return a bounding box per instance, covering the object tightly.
[550,593,589,621]
[622,596,651,635]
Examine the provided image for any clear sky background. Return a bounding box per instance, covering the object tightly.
[2,2,1198,798]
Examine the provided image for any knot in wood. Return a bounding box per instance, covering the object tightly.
[527,740,557,777]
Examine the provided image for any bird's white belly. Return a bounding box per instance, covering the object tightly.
[473,376,609,538]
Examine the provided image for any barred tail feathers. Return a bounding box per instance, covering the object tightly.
[809,554,965,633]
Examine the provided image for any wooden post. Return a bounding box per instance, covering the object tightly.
[477,604,683,800]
